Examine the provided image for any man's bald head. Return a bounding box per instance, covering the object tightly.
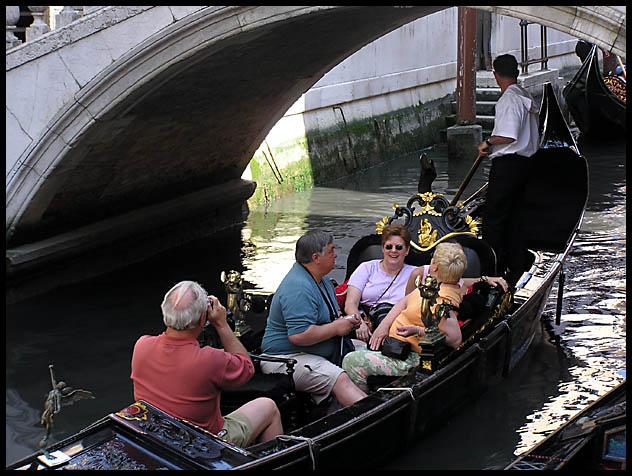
[161,281,208,330]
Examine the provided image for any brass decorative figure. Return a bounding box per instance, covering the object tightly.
[220,270,251,336]
[415,274,443,344]
[39,365,94,455]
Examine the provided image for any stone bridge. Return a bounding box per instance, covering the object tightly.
[5,6,626,274]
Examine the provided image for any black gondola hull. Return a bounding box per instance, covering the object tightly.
[563,45,626,137]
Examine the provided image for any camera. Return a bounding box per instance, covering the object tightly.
[207,296,214,309]
[343,314,357,320]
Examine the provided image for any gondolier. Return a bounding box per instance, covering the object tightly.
[477,54,539,285]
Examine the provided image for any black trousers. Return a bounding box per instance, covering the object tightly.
[482,153,534,278]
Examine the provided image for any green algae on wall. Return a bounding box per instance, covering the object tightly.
[247,96,451,206]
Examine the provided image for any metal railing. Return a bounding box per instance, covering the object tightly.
[6,6,102,50]
[519,19,549,74]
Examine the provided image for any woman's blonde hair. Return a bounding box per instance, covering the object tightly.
[431,242,467,284]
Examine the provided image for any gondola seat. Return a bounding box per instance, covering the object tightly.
[345,234,384,280]
[220,354,345,430]
[220,354,298,423]
[346,233,497,282]
[450,235,497,278]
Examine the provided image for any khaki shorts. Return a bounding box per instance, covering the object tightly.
[219,410,254,448]
[260,353,344,405]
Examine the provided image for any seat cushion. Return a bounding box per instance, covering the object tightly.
[221,373,295,410]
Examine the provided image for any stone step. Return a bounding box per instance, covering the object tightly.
[445,114,495,129]
[476,87,502,101]
[443,68,562,144]
[478,68,561,95]
[451,100,496,116]
[439,126,493,143]
[476,70,498,88]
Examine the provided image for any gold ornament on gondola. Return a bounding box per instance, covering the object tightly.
[375,216,390,235]
[464,215,480,234]
[418,219,438,248]
[414,192,442,217]
[375,191,479,251]
[221,270,251,337]
[375,204,400,234]
[39,365,94,455]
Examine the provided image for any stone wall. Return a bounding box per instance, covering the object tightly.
[246,96,451,204]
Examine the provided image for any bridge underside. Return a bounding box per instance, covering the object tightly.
[8,6,447,248]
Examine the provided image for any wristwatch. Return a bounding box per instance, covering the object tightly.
[485,138,493,147]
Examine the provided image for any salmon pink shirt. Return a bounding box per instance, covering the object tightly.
[131,333,254,434]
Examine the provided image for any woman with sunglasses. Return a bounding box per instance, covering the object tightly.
[344,225,416,344]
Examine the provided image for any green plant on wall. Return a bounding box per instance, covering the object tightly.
[246,94,452,206]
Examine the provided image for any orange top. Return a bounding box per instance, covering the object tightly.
[389,284,462,353]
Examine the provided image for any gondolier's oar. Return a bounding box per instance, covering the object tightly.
[449,153,484,206]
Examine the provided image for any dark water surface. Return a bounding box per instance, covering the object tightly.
[5,140,625,468]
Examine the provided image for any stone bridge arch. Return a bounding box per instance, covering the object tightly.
[6,6,626,249]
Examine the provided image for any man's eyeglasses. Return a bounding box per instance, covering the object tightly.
[384,244,404,251]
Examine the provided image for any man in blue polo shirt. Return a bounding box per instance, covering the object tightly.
[260,231,367,407]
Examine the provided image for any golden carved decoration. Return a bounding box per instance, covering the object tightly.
[465,215,480,234]
[418,219,438,248]
[410,231,476,252]
[413,192,442,217]
[492,292,513,319]
[375,216,390,235]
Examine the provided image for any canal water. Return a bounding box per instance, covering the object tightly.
[5,138,625,468]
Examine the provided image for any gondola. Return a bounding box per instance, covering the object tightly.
[7,83,588,470]
[562,44,626,138]
[505,380,626,470]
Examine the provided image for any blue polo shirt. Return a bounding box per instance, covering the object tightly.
[261,262,339,360]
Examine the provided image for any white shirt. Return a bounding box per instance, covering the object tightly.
[347,259,416,307]
[489,84,540,158]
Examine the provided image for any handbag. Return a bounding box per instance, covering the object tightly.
[361,264,401,329]
[366,302,394,330]
[380,336,411,360]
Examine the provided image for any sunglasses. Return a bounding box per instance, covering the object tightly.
[384,244,404,251]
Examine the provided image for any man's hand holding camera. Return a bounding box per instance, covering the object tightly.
[207,295,228,329]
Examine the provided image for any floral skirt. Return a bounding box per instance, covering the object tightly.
[342,347,420,392]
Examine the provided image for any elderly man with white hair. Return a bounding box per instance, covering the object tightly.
[131,280,282,448]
